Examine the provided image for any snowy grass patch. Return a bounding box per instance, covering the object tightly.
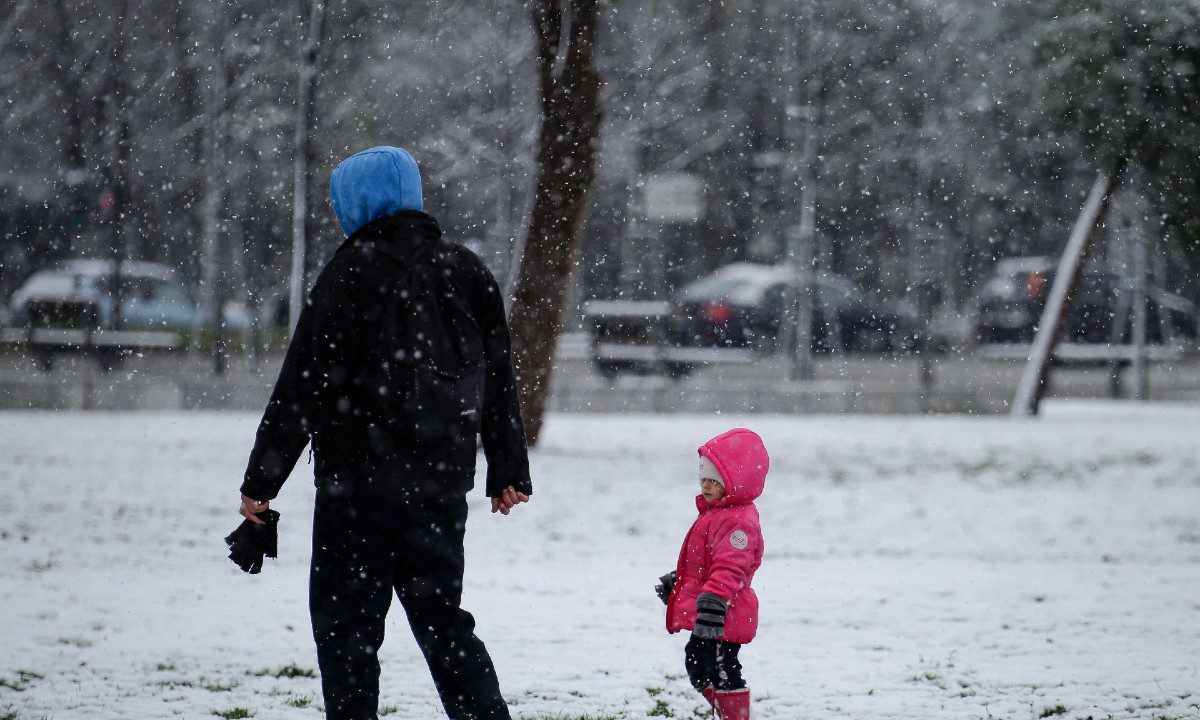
[1,402,1198,718]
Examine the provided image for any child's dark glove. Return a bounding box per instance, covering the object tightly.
[224,509,280,574]
[655,571,677,605]
[693,592,727,639]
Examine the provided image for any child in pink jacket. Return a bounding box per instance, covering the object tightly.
[656,428,767,720]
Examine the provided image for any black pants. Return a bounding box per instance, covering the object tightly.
[685,635,746,693]
[310,490,510,720]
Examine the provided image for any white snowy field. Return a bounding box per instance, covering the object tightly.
[1,404,1198,720]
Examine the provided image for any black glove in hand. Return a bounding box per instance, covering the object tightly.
[224,509,280,574]
[655,571,677,605]
[693,592,727,639]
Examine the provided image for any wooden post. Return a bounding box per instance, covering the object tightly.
[1011,168,1121,416]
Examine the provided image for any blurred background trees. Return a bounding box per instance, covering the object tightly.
[2,0,1198,332]
[1031,0,1200,266]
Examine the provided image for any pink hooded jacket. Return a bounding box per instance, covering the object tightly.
[666,428,767,644]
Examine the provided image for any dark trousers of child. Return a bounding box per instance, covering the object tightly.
[309,490,510,720]
[685,635,746,693]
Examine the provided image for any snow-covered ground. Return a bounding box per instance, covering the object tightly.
[1,403,1198,720]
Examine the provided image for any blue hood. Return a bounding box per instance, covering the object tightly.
[329,146,424,237]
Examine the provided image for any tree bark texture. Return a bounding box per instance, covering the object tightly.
[510,0,602,445]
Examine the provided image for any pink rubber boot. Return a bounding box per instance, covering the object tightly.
[701,685,717,714]
[714,688,750,720]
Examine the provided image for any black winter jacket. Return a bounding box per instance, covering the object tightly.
[240,211,531,502]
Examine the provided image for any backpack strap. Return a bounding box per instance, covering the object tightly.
[376,240,442,369]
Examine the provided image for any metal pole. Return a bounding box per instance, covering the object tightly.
[786,225,815,381]
[1011,169,1120,416]
[795,109,819,376]
[782,4,817,382]
[1106,239,1132,399]
[1131,222,1148,400]
[201,0,228,374]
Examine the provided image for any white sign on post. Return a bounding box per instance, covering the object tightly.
[642,173,705,224]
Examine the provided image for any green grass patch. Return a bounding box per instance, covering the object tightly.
[1038,705,1068,718]
[522,715,623,720]
[379,705,399,716]
[247,663,315,679]
[213,710,253,719]
[0,672,40,693]
[153,679,196,689]
[283,697,313,708]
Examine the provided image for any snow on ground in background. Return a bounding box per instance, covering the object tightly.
[1,401,1198,720]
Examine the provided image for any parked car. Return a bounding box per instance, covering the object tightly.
[5,259,249,370]
[7,259,247,333]
[972,256,1198,344]
[667,263,922,354]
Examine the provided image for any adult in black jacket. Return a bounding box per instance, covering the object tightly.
[238,146,530,720]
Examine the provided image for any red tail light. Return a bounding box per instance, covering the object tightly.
[703,301,732,324]
[1025,271,1046,300]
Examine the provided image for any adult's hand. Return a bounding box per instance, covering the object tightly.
[490,486,529,515]
[240,494,270,525]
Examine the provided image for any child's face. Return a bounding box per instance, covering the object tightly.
[699,457,726,502]
[699,477,725,502]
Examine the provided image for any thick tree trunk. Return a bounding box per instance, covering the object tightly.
[510,0,602,445]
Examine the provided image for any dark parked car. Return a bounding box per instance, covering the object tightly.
[667,263,922,354]
[973,256,1198,344]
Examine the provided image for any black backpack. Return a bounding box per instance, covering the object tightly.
[371,241,485,451]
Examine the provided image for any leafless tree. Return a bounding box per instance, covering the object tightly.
[288,0,328,329]
[509,0,602,445]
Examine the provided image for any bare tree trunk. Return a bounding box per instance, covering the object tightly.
[510,0,602,445]
[99,0,131,330]
[49,0,92,254]
[288,0,326,330]
[199,0,230,374]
